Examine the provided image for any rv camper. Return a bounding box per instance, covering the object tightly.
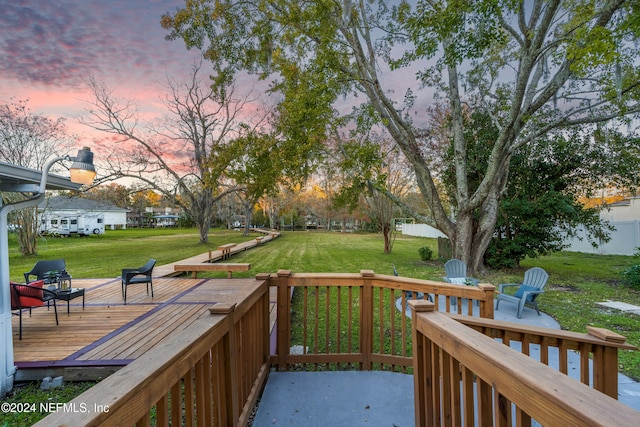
[40,213,105,236]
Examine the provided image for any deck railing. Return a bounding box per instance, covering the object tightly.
[452,314,637,400]
[33,280,270,427]
[410,300,639,426]
[33,271,637,426]
[269,270,496,372]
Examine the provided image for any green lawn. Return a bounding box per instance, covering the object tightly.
[7,228,264,282]
[3,228,640,425]
[8,228,640,379]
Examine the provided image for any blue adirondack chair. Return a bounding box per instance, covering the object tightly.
[392,264,431,302]
[443,259,479,306]
[442,259,479,286]
[495,267,549,318]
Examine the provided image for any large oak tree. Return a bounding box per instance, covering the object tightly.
[81,63,265,243]
[163,0,640,271]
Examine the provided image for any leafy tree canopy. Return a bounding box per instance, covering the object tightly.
[162,0,640,272]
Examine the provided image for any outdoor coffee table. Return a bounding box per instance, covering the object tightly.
[54,288,85,314]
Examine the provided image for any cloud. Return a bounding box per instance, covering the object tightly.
[0,0,198,92]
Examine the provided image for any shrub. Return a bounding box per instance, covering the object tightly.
[418,246,433,261]
[623,265,640,290]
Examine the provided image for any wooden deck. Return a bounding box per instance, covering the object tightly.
[11,275,276,381]
[11,229,281,381]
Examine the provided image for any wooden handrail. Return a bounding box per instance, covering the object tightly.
[33,271,637,426]
[268,271,635,402]
[33,282,270,427]
[410,300,639,426]
[269,270,496,372]
[451,314,637,399]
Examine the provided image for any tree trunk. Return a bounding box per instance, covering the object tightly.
[16,207,39,256]
[198,223,209,244]
[193,194,214,244]
[242,200,253,237]
[382,224,392,254]
[449,182,503,274]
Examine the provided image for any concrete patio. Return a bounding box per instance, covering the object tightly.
[252,303,640,426]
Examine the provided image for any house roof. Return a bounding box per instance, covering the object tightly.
[39,196,129,212]
[0,161,82,192]
[608,199,631,207]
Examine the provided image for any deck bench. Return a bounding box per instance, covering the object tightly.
[217,243,237,260]
[174,263,251,278]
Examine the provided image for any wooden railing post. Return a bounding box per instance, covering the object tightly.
[210,302,239,427]
[276,270,292,371]
[587,326,628,398]
[594,345,619,398]
[410,300,436,427]
[478,283,495,318]
[360,270,375,370]
[259,274,271,370]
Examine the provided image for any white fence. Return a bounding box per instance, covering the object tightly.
[400,223,447,239]
[563,220,640,256]
[402,221,639,256]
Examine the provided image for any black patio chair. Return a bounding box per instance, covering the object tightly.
[121,259,156,304]
[24,259,70,287]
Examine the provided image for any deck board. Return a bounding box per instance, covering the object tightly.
[11,276,272,374]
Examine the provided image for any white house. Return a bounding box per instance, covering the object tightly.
[600,197,640,222]
[38,196,129,231]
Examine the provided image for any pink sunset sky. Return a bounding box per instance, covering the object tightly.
[1,0,433,175]
[0,1,204,143]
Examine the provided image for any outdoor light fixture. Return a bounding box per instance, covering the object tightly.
[68,147,97,185]
[0,146,96,395]
[40,146,97,189]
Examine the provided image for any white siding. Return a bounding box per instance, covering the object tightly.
[601,197,640,222]
[103,211,128,230]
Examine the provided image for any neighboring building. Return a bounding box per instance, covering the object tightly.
[127,207,182,228]
[600,196,640,222]
[38,196,129,233]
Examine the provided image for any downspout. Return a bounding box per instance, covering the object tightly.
[0,155,66,396]
[0,191,47,396]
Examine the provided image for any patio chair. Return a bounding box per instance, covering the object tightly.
[121,259,156,304]
[24,259,70,287]
[495,267,549,318]
[10,280,59,340]
[443,259,479,306]
[442,259,479,286]
[392,264,432,303]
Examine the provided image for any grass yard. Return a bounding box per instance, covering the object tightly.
[230,231,640,380]
[7,228,265,282]
[3,227,640,425]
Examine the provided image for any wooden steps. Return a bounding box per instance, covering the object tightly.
[174,262,251,278]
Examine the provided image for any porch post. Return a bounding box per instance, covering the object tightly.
[410,300,436,427]
[360,270,374,370]
[276,270,292,371]
[0,202,16,396]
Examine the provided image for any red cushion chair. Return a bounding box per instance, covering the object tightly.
[10,280,58,340]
